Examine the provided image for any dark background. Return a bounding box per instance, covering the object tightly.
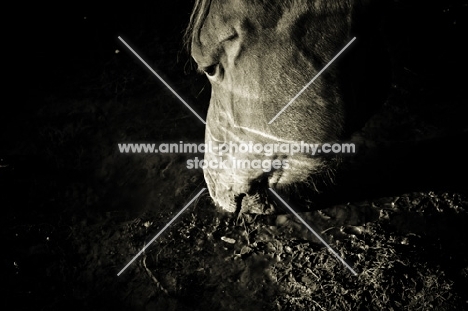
[2,1,468,310]
[3,2,208,309]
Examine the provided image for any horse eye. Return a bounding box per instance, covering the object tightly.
[203,64,218,76]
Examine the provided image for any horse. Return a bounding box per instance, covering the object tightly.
[185,0,390,214]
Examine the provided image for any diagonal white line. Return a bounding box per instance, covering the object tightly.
[268,37,356,124]
[118,36,206,125]
[117,188,206,276]
[268,188,358,276]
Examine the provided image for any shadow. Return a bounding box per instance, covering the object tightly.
[272,131,468,211]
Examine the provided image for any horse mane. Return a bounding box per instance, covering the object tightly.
[184,0,213,53]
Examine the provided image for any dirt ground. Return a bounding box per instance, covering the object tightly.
[3,1,468,310]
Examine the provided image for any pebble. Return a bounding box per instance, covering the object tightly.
[221,236,236,244]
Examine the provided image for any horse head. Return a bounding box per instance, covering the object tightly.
[186,0,389,213]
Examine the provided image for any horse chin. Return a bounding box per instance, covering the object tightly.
[204,154,326,214]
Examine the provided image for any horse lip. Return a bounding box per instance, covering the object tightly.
[236,188,273,214]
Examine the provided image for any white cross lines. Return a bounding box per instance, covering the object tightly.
[117,37,206,124]
[117,188,206,276]
[117,36,355,125]
[268,37,356,124]
[116,35,359,277]
[268,188,358,276]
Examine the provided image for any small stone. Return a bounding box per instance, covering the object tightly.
[240,246,251,254]
[221,236,236,244]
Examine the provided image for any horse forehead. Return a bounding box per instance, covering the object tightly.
[194,0,350,52]
[199,14,236,47]
[198,1,248,43]
[198,0,285,43]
